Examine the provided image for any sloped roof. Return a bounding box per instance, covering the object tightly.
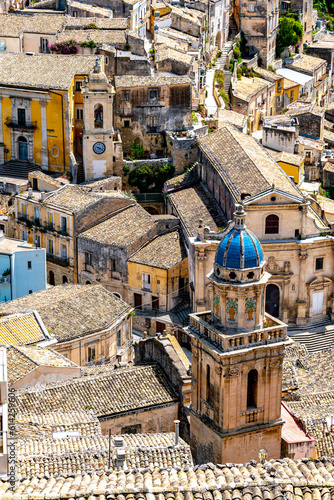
[129,229,186,269]
[199,125,303,200]
[16,364,178,417]
[0,285,130,342]
[0,311,47,345]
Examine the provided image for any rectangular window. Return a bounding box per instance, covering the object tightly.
[21,229,27,241]
[27,261,32,269]
[61,244,67,260]
[34,207,40,225]
[85,251,92,267]
[149,89,158,101]
[152,296,159,310]
[142,272,151,290]
[110,258,117,273]
[123,90,130,101]
[47,239,54,255]
[29,290,33,294]
[22,203,27,215]
[61,216,67,233]
[0,40,5,52]
[87,345,96,362]
[105,56,109,65]
[249,3,254,11]
[34,235,40,247]
[117,329,122,348]
[124,120,130,128]
[76,108,83,120]
[75,81,82,91]
[40,38,48,53]
[17,108,26,126]
[316,257,324,270]
[47,212,53,229]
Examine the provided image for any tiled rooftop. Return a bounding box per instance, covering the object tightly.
[55,29,126,45]
[0,13,65,36]
[16,364,178,418]
[199,125,303,200]
[0,53,96,90]
[64,7,121,22]
[283,78,299,90]
[232,76,273,102]
[15,432,192,478]
[43,185,101,212]
[266,149,304,167]
[254,67,282,81]
[0,311,47,346]
[288,54,326,74]
[79,204,154,247]
[218,108,247,129]
[0,284,130,342]
[156,45,193,65]
[29,170,64,189]
[129,229,186,269]
[7,346,76,385]
[171,5,204,24]
[115,75,192,88]
[4,459,334,498]
[168,182,226,237]
[162,27,199,42]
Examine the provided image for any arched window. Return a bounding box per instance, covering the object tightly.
[49,270,55,286]
[265,214,279,234]
[86,280,91,285]
[94,104,103,128]
[247,369,258,408]
[206,364,212,405]
[62,275,68,284]
[113,292,122,299]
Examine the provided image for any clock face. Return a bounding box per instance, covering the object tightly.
[93,142,106,154]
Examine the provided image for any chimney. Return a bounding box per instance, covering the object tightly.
[28,187,33,197]
[40,191,45,201]
[114,436,124,447]
[115,447,126,467]
[174,420,180,446]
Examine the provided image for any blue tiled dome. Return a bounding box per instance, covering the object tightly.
[215,206,263,270]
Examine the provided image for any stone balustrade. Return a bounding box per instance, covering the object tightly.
[188,311,287,352]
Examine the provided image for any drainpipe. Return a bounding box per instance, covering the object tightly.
[174,419,180,446]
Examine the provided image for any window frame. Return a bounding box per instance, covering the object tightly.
[149,88,158,101]
[315,257,324,271]
[265,214,279,234]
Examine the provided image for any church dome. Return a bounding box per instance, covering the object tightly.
[215,205,263,271]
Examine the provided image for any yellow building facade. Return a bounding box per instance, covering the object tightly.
[0,53,96,175]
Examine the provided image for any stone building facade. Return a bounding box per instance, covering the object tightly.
[234,0,279,67]
[114,75,192,159]
[187,206,291,464]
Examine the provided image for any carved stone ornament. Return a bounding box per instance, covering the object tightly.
[227,367,240,377]
[269,360,281,370]
[266,256,292,275]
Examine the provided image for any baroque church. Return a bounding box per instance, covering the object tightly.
[187,205,292,464]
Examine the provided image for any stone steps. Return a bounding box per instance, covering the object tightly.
[0,160,40,179]
[288,317,334,354]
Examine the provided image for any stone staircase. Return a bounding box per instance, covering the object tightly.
[171,293,191,326]
[0,160,40,179]
[216,42,233,95]
[77,162,85,184]
[288,317,334,354]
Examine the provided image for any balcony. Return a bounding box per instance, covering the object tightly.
[57,225,69,236]
[187,311,288,352]
[44,222,55,231]
[47,253,69,267]
[0,275,10,284]
[17,213,28,223]
[5,118,37,130]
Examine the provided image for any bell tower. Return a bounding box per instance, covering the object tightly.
[82,57,123,181]
[187,205,292,464]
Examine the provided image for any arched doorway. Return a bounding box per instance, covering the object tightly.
[86,280,91,285]
[18,136,28,160]
[215,31,222,50]
[62,275,68,284]
[49,270,55,286]
[265,284,280,318]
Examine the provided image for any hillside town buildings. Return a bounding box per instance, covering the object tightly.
[1,0,334,493]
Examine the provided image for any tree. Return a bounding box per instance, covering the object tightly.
[276,17,303,56]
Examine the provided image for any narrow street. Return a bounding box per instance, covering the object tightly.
[205,68,219,117]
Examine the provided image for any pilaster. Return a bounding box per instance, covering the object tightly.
[40,99,49,169]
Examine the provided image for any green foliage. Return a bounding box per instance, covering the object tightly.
[85,22,99,29]
[130,141,144,159]
[268,65,276,72]
[214,68,225,87]
[218,89,229,103]
[192,111,199,123]
[50,39,79,54]
[128,163,175,192]
[325,187,334,199]
[2,268,10,276]
[123,165,130,175]
[233,47,241,60]
[80,40,96,48]
[277,17,303,56]
[149,48,155,54]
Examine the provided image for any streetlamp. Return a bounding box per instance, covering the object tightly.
[259,449,267,464]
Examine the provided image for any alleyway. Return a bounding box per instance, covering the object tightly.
[205,68,219,117]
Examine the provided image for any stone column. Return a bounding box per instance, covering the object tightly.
[281,278,290,323]
[300,202,310,240]
[40,100,48,169]
[195,249,207,312]
[255,288,262,328]
[296,251,308,325]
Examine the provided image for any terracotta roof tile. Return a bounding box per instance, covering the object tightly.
[0,284,130,342]
[129,230,186,269]
[0,311,47,345]
[15,364,178,418]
